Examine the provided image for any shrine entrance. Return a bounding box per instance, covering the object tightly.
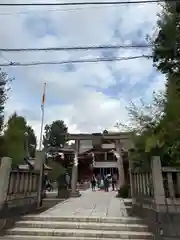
[58,132,133,197]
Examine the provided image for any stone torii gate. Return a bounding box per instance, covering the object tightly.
[64,132,133,197]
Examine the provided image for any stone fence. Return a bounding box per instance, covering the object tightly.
[130,156,180,239]
[0,157,40,219]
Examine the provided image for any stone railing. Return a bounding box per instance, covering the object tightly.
[130,156,180,239]
[162,167,180,198]
[131,170,154,199]
[0,157,40,219]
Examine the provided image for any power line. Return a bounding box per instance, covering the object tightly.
[0,1,171,7]
[0,5,126,16]
[0,44,152,52]
[0,55,152,67]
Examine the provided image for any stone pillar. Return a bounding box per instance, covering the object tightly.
[167,172,175,198]
[115,140,125,189]
[0,157,12,210]
[35,151,45,208]
[128,150,134,201]
[71,140,81,197]
[34,151,45,171]
[177,173,180,196]
[151,156,165,205]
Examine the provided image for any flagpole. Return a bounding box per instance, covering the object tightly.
[39,83,46,150]
[37,83,46,208]
[39,106,45,150]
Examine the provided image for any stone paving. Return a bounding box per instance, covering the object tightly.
[40,189,129,218]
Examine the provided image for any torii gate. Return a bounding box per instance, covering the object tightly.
[63,132,133,197]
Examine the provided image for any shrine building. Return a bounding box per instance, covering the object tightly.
[57,132,133,185]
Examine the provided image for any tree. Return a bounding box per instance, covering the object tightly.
[43,120,68,150]
[151,2,180,165]
[116,92,167,168]
[3,113,37,168]
[26,125,37,158]
[0,70,12,133]
[152,3,180,75]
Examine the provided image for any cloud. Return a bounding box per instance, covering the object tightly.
[1,0,165,142]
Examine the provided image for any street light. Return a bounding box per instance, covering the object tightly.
[24,131,29,161]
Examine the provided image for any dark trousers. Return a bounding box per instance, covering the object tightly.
[104,183,109,192]
[104,186,109,192]
[112,181,116,191]
[91,182,96,191]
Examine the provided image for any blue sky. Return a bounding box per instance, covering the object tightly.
[0,0,165,139]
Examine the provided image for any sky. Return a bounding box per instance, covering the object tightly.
[0,0,166,142]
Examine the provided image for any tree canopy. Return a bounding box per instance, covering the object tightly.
[0,69,12,133]
[43,120,68,150]
[2,113,37,168]
[122,3,180,168]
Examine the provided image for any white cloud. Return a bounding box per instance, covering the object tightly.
[1,0,166,140]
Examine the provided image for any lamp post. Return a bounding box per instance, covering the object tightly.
[24,132,29,161]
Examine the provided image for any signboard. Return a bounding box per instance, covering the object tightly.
[93,161,117,168]
[79,140,93,153]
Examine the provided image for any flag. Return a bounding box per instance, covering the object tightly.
[41,83,46,109]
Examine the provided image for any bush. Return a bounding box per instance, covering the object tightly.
[116,184,130,198]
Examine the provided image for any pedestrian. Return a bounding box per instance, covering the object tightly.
[65,172,70,189]
[91,175,96,191]
[112,174,117,191]
[104,175,109,192]
[96,174,101,189]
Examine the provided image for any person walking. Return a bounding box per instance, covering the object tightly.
[112,174,117,191]
[96,174,101,189]
[104,175,109,192]
[65,173,70,189]
[91,175,96,191]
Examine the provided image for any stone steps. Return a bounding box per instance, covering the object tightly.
[15,220,148,232]
[2,216,153,239]
[6,228,153,239]
[0,236,151,240]
[23,215,141,224]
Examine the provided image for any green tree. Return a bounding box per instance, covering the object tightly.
[43,120,68,149]
[0,70,12,133]
[3,113,27,168]
[116,92,167,168]
[151,2,180,165]
[26,125,37,158]
[3,113,37,168]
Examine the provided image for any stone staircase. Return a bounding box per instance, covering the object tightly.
[1,215,153,239]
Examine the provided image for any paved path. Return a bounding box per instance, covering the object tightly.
[40,189,129,218]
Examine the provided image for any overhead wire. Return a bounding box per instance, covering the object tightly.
[0,0,174,7]
[0,4,129,16]
[0,55,152,67]
[0,0,164,66]
[0,44,153,52]
[0,0,166,15]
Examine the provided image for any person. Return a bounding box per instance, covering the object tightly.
[112,174,117,191]
[99,178,104,190]
[65,172,70,189]
[104,175,109,192]
[96,174,101,189]
[91,175,96,191]
[46,180,53,192]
